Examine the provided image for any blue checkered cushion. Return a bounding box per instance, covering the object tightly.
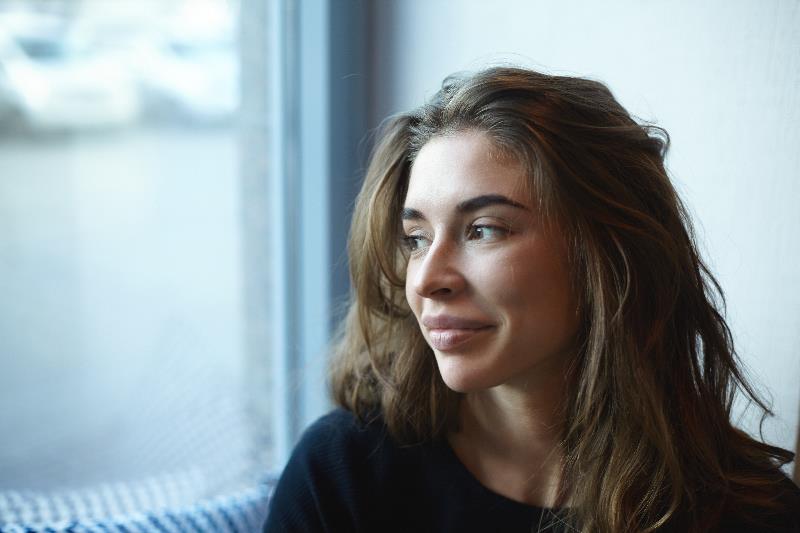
[0,475,274,533]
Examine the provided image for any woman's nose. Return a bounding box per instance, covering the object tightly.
[411,239,466,298]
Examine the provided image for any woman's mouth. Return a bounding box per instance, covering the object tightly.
[426,326,494,351]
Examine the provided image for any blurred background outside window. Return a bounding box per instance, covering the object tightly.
[0,0,366,527]
[0,0,272,528]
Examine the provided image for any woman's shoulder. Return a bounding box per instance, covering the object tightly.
[717,472,800,533]
[303,407,382,436]
[750,473,800,531]
[263,408,416,532]
[292,407,391,463]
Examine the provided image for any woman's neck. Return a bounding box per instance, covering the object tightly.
[448,373,567,507]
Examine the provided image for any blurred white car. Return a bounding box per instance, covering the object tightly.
[0,31,141,132]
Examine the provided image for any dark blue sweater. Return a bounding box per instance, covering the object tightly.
[263,409,558,532]
[263,408,800,532]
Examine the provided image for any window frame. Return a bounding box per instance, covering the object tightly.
[240,0,370,469]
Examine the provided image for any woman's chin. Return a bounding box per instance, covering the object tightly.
[435,355,498,393]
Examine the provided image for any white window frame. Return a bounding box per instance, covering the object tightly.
[240,0,369,469]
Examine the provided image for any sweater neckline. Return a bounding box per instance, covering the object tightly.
[434,435,561,514]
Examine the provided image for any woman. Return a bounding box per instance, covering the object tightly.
[263,67,799,532]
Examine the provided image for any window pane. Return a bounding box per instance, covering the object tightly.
[0,0,265,510]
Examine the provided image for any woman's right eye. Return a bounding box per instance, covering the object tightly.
[402,235,429,253]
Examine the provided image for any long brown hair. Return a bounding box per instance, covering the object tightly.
[330,67,794,532]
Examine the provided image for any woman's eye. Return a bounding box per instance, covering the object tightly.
[467,224,508,242]
[402,235,429,252]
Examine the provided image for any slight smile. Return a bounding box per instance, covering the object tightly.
[427,326,494,351]
[421,314,496,352]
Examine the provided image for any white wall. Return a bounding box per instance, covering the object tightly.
[370,0,800,466]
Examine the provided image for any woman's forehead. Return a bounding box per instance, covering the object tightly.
[405,131,531,210]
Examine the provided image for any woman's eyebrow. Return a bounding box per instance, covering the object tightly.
[456,194,530,213]
[401,194,529,221]
[401,207,426,221]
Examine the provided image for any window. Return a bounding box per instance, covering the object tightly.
[0,0,369,528]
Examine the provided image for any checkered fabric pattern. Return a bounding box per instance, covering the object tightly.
[0,474,274,533]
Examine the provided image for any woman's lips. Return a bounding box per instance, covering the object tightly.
[427,326,494,351]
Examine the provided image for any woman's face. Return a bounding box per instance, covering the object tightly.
[402,131,578,393]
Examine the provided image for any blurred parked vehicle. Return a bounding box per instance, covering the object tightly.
[0,30,141,132]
